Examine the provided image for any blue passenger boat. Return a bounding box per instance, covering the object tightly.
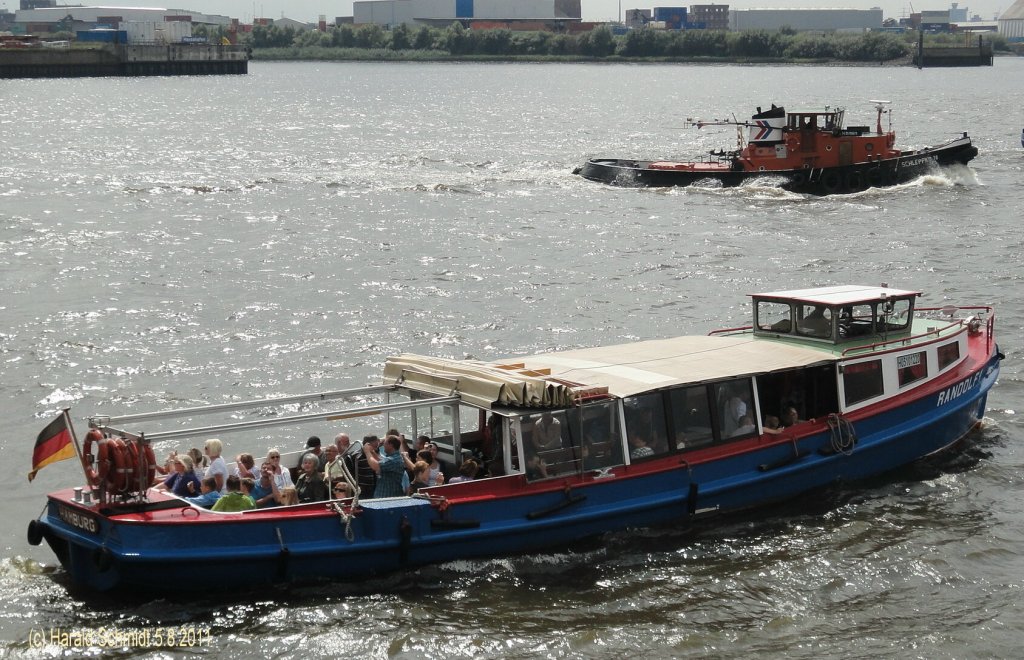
[28,285,1002,593]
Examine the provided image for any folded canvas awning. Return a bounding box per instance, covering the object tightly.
[384,334,836,409]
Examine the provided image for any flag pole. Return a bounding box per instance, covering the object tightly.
[64,409,93,491]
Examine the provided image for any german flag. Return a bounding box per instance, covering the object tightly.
[28,411,76,482]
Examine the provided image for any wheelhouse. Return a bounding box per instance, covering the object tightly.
[752,285,918,344]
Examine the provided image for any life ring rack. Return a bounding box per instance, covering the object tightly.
[82,428,157,498]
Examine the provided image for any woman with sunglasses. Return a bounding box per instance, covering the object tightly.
[265,448,294,490]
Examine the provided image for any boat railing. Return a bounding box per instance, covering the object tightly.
[841,305,994,357]
[707,325,753,336]
[90,384,400,427]
[93,393,461,442]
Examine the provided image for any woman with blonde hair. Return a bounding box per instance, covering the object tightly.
[204,438,228,493]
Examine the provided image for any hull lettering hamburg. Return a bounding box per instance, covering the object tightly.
[57,505,99,534]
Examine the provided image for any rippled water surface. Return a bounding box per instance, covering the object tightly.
[1,60,1022,658]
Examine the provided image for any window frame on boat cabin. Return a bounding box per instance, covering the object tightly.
[508,399,623,482]
[509,377,766,481]
[837,331,970,413]
[754,294,915,343]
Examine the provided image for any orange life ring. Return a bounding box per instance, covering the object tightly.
[106,439,129,493]
[82,429,104,487]
[141,443,157,487]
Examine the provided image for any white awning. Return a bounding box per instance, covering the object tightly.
[384,334,836,408]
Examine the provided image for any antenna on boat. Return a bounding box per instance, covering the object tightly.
[870,99,892,134]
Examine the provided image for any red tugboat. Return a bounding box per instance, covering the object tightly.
[575,102,978,195]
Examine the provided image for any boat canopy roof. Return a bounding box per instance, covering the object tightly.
[384,335,835,409]
[752,285,920,306]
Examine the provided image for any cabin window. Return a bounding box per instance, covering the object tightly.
[897,351,928,388]
[669,385,714,450]
[524,411,573,478]
[938,341,960,371]
[713,380,757,440]
[796,304,833,339]
[843,359,884,406]
[623,393,669,460]
[879,298,912,332]
[566,400,623,471]
[838,304,875,338]
[757,301,792,333]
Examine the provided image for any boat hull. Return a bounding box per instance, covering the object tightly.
[34,347,1000,593]
[576,136,978,195]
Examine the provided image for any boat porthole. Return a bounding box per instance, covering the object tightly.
[825,145,832,151]
[27,520,44,546]
[759,166,765,171]
[865,142,874,152]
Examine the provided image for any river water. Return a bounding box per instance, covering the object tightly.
[1,59,1022,658]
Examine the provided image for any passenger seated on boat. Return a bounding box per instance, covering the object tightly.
[302,436,326,470]
[731,415,756,437]
[525,452,549,481]
[295,453,329,503]
[370,436,415,498]
[763,415,783,434]
[323,444,341,481]
[531,412,562,452]
[781,406,804,428]
[156,454,201,498]
[239,478,258,506]
[448,458,479,484]
[265,448,294,490]
[721,394,749,437]
[204,438,229,493]
[426,441,454,483]
[184,476,221,508]
[212,475,256,512]
[189,447,209,479]
[251,462,280,508]
[409,460,432,493]
[234,453,258,480]
[628,433,654,460]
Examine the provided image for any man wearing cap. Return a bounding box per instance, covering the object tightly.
[302,435,326,470]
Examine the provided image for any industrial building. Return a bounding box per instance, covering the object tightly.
[12,6,233,35]
[998,0,1024,41]
[689,4,729,29]
[729,8,883,31]
[352,0,582,28]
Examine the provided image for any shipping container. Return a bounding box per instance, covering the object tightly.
[653,6,686,29]
[76,29,127,43]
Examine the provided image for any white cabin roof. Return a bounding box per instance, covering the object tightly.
[752,284,920,306]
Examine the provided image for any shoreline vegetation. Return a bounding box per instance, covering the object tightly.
[236,22,1010,65]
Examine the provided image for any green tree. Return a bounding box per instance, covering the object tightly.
[413,26,434,50]
[440,22,471,54]
[354,23,387,49]
[390,23,411,50]
[331,24,356,48]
